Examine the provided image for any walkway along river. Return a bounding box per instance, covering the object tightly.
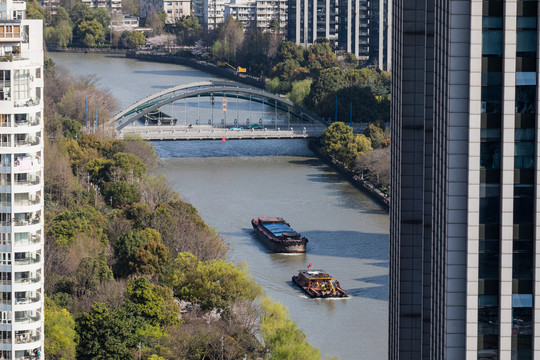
[50,52,390,360]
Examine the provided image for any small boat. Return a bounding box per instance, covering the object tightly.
[251,217,308,253]
[292,269,348,298]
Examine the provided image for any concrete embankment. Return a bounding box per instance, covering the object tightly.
[126,52,266,89]
[47,47,128,55]
[309,141,390,211]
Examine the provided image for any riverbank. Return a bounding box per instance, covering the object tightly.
[309,141,390,211]
[47,46,127,55]
[126,51,266,89]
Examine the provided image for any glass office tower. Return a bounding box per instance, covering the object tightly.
[390,0,539,359]
[0,0,44,359]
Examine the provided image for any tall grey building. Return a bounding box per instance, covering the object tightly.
[288,0,389,69]
[390,0,538,359]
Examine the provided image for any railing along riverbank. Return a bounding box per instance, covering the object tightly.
[47,46,128,55]
[126,51,266,89]
[309,141,389,211]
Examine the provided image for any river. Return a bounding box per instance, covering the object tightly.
[49,52,389,360]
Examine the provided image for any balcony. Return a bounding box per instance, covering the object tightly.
[14,98,39,108]
[14,174,41,186]
[14,117,40,127]
[13,217,40,227]
[0,54,26,62]
[14,136,40,148]
[15,294,40,305]
[14,313,41,324]
[15,331,40,344]
[14,234,41,246]
[14,275,40,284]
[13,156,41,172]
[14,255,40,266]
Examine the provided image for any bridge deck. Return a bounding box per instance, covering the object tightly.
[118,125,327,140]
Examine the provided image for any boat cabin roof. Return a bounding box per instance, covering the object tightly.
[298,270,333,280]
[264,223,297,237]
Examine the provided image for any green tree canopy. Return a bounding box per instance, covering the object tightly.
[77,19,105,47]
[363,123,385,149]
[260,297,320,360]
[276,41,305,63]
[49,205,108,247]
[321,122,354,156]
[127,31,146,48]
[45,297,78,360]
[125,277,180,326]
[165,252,262,311]
[175,16,202,45]
[76,303,136,360]
[103,181,141,208]
[306,41,337,73]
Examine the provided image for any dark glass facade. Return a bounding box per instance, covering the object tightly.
[479,1,503,358]
[513,1,537,358]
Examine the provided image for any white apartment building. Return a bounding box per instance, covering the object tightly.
[81,0,122,12]
[225,0,286,32]
[203,0,227,30]
[140,0,190,24]
[0,0,44,359]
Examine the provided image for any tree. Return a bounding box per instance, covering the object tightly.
[26,0,45,19]
[127,31,146,48]
[306,41,337,74]
[131,241,171,276]
[76,303,135,360]
[122,0,140,16]
[276,41,304,63]
[93,7,111,30]
[334,85,379,123]
[260,297,320,360]
[217,16,244,62]
[45,297,78,360]
[363,122,385,149]
[113,152,147,181]
[145,11,164,35]
[336,134,372,169]
[70,2,93,24]
[165,252,262,311]
[49,206,108,247]
[356,147,390,187]
[125,277,180,326]
[305,67,346,115]
[53,6,71,26]
[74,256,113,296]
[287,79,313,107]
[103,181,141,208]
[320,122,354,156]
[77,19,105,47]
[175,16,202,46]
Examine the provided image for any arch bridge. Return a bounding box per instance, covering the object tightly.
[107,81,328,140]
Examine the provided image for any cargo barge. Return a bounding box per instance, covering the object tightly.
[292,269,348,298]
[251,217,308,253]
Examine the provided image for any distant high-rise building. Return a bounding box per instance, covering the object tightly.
[390,0,539,359]
[225,0,287,32]
[288,0,388,69]
[0,0,44,359]
[287,0,339,48]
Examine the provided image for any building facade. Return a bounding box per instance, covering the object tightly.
[81,0,122,12]
[140,0,190,24]
[225,0,287,32]
[0,0,44,359]
[287,0,339,47]
[390,0,539,359]
[288,0,388,68]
